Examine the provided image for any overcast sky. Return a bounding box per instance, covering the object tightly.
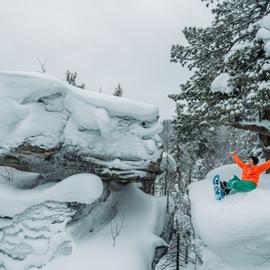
[0,0,212,119]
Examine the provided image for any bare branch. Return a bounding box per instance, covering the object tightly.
[110,210,125,247]
[0,167,14,182]
[37,57,48,73]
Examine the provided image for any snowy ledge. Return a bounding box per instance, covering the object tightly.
[0,173,103,217]
[0,71,163,184]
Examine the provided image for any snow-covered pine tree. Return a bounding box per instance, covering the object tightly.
[113,83,124,97]
[170,0,270,159]
[65,70,85,89]
[157,125,261,270]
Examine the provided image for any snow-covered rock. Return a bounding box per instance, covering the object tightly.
[189,164,270,270]
[0,173,108,270]
[0,71,162,186]
[0,172,170,270]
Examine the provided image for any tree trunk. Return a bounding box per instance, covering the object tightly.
[176,229,180,270]
[231,109,270,163]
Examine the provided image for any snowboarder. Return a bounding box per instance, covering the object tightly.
[222,152,270,195]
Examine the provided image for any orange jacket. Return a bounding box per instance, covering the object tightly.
[233,154,270,185]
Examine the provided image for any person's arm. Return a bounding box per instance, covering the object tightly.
[258,160,270,173]
[231,153,246,169]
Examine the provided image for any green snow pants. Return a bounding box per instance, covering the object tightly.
[227,175,256,193]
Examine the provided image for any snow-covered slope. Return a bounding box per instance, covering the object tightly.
[189,164,270,270]
[0,71,162,184]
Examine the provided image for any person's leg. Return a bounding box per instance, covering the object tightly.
[221,181,231,195]
[227,175,241,190]
[230,180,256,192]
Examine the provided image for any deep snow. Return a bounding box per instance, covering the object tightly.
[190,163,270,270]
[43,183,168,270]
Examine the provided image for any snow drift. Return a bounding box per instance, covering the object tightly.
[189,163,270,270]
[0,71,163,186]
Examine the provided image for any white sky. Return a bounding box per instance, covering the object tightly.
[0,0,212,119]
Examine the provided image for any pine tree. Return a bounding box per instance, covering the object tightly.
[170,0,270,159]
[113,83,124,97]
[65,70,85,89]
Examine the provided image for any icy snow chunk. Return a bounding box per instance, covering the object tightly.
[211,73,233,94]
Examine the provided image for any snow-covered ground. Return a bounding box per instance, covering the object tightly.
[190,163,270,270]
[0,170,168,270]
[43,183,168,270]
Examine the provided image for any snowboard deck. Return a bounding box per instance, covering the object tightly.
[213,175,225,200]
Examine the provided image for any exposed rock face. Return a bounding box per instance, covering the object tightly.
[0,72,162,188]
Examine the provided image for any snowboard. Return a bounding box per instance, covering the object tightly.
[213,175,225,200]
